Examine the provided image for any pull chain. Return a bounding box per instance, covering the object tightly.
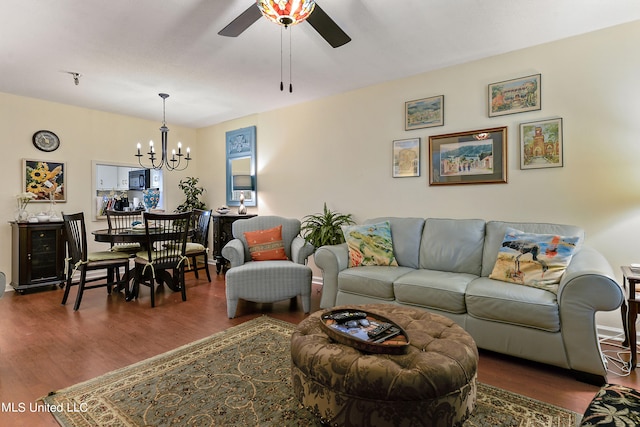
[279,26,293,93]
[289,26,293,93]
[280,27,284,91]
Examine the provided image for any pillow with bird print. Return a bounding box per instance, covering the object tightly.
[489,227,580,293]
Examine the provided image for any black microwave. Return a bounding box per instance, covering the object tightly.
[129,169,151,190]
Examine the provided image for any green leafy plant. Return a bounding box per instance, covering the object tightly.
[300,203,354,249]
[175,177,206,213]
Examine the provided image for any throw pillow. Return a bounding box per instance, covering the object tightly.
[341,221,398,267]
[244,225,288,261]
[489,227,580,293]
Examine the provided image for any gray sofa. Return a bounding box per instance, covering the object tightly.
[314,217,624,384]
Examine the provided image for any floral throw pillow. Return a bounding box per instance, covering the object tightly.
[341,221,398,267]
[489,227,579,293]
[244,225,288,261]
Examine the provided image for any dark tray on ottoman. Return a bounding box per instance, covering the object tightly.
[320,308,410,355]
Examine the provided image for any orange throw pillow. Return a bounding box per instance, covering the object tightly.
[244,225,288,261]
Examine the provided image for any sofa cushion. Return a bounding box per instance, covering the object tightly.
[481,221,584,277]
[244,225,288,261]
[466,277,560,332]
[338,266,414,301]
[489,228,580,293]
[419,218,485,275]
[365,217,425,268]
[342,221,398,267]
[394,269,478,314]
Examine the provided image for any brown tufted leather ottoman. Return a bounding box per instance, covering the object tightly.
[291,304,478,427]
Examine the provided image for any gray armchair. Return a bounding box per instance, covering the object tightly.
[222,216,314,318]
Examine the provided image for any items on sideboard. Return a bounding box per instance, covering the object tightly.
[10,221,66,293]
[212,213,257,274]
[232,174,255,214]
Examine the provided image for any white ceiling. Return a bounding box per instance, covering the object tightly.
[2,1,639,129]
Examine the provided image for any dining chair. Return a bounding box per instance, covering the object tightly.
[131,211,192,307]
[186,209,212,282]
[62,212,132,310]
[106,209,144,255]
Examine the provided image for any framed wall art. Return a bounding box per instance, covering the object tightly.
[405,95,444,130]
[519,118,563,169]
[428,126,507,186]
[393,138,420,177]
[488,74,541,117]
[23,159,66,202]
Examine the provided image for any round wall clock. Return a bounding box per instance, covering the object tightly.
[32,130,60,152]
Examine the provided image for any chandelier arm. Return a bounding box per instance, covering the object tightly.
[133,93,192,172]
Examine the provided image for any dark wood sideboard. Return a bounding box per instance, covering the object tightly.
[212,213,257,274]
[10,221,66,293]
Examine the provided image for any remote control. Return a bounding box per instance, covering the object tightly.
[367,322,392,339]
[330,311,368,323]
[372,327,401,343]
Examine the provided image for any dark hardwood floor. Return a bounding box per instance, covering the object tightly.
[0,270,637,426]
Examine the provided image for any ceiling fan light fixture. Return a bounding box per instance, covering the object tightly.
[257,0,316,27]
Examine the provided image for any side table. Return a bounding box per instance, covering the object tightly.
[10,221,66,293]
[621,265,640,369]
[212,213,257,274]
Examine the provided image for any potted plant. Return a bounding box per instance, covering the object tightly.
[175,177,206,213]
[301,203,354,249]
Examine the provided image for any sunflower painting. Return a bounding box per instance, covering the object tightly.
[23,159,66,202]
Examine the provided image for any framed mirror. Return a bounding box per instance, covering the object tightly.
[226,126,257,207]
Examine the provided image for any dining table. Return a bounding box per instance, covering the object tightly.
[92,228,183,293]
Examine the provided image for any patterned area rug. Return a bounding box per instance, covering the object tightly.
[42,316,580,427]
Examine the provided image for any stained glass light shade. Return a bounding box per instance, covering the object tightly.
[257,0,316,27]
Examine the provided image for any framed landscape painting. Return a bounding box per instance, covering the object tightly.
[488,74,541,117]
[405,95,444,130]
[393,138,420,177]
[520,118,563,169]
[23,159,66,202]
[429,127,507,186]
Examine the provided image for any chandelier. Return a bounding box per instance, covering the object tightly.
[135,93,192,171]
[257,0,316,27]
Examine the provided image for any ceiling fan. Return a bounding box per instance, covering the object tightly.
[218,1,351,48]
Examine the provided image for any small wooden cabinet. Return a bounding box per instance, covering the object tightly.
[11,221,66,293]
[212,213,257,274]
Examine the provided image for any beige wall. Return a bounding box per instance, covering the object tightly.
[0,93,198,276]
[2,21,638,330]
[196,21,640,330]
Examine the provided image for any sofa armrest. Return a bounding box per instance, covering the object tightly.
[558,246,624,377]
[221,239,246,268]
[314,243,349,308]
[291,236,314,265]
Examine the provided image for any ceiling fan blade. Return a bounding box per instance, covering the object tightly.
[218,3,262,37]
[306,3,351,48]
